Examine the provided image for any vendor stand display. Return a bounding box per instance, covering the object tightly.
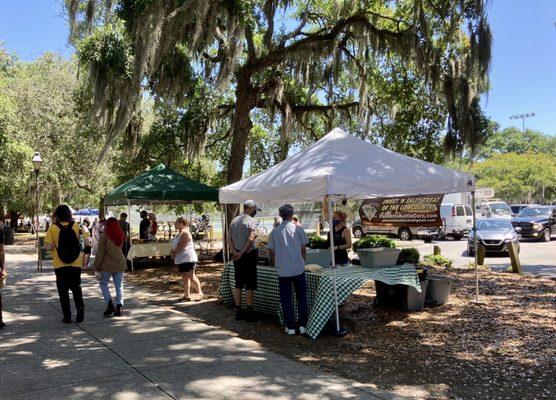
[219,262,420,339]
[104,163,218,270]
[126,241,172,261]
[219,128,477,337]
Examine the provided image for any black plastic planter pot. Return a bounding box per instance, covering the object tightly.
[404,280,428,311]
[425,274,452,306]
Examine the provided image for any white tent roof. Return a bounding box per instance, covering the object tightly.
[219,128,475,204]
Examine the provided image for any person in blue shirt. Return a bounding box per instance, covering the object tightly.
[267,204,309,335]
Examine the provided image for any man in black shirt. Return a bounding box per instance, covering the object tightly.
[118,213,131,253]
[139,211,150,241]
[0,224,6,329]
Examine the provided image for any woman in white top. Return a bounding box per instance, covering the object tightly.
[171,217,202,301]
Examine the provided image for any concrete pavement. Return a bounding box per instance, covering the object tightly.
[0,250,407,400]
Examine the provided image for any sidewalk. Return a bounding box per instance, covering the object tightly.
[0,251,407,400]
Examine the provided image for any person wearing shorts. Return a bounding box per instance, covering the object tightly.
[227,200,261,322]
[172,217,202,302]
[80,219,92,269]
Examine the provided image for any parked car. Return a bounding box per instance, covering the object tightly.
[510,204,539,217]
[467,219,520,256]
[511,206,556,242]
[476,200,513,219]
[439,203,473,240]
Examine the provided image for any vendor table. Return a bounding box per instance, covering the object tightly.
[219,263,420,339]
[127,242,172,260]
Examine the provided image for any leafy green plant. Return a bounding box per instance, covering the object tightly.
[353,235,396,251]
[397,248,420,265]
[307,233,328,249]
[422,254,453,268]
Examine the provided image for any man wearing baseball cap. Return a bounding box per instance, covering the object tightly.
[267,204,309,335]
[227,200,261,321]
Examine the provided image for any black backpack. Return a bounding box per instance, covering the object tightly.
[55,222,81,264]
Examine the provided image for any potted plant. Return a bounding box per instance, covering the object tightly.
[307,233,328,249]
[353,235,400,268]
[396,248,420,265]
[306,233,331,267]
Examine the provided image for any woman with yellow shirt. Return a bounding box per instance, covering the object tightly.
[45,205,89,324]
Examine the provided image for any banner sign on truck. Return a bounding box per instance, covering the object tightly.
[359,195,443,227]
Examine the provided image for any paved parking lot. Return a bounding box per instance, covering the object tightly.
[401,237,556,278]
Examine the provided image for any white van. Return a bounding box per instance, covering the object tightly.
[440,204,473,240]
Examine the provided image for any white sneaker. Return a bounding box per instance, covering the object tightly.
[299,326,307,335]
[285,328,296,335]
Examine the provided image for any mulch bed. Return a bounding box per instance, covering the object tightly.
[73,251,556,399]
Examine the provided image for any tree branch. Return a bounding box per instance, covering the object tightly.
[263,0,276,50]
[291,101,359,114]
[245,25,257,63]
[75,181,94,193]
[205,127,232,149]
[251,13,411,72]
[338,42,364,74]
[219,99,359,115]
[278,11,308,47]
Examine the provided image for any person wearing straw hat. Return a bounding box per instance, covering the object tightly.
[227,200,261,322]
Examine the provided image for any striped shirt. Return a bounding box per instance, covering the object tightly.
[267,221,309,277]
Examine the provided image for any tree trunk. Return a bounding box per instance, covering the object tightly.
[98,197,105,220]
[225,70,258,226]
[9,211,19,229]
[278,103,292,162]
[226,71,257,185]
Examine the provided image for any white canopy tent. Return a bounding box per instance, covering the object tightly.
[220,128,475,203]
[220,128,480,335]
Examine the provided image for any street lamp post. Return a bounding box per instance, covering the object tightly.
[509,112,535,133]
[32,152,43,271]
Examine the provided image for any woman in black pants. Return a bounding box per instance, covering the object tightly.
[45,205,88,323]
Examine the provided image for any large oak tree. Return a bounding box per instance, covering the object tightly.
[67,0,492,184]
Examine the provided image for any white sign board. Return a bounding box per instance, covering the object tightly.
[476,188,495,199]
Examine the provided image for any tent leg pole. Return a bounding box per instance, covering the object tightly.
[221,205,228,264]
[327,196,347,337]
[128,199,134,272]
[471,191,482,304]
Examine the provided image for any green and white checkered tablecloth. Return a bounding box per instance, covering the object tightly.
[218,263,420,339]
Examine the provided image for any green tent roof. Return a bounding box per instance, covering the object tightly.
[104,164,219,205]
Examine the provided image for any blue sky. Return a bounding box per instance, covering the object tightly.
[0,0,554,135]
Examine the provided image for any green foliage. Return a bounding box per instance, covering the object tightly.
[307,233,328,250]
[397,248,420,265]
[353,235,396,251]
[0,50,118,215]
[67,0,494,184]
[473,152,556,203]
[77,22,133,77]
[422,254,453,268]
[477,127,556,159]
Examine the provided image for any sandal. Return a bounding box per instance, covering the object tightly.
[195,293,204,302]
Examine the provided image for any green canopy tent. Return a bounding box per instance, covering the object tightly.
[104,163,218,206]
[103,164,219,270]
